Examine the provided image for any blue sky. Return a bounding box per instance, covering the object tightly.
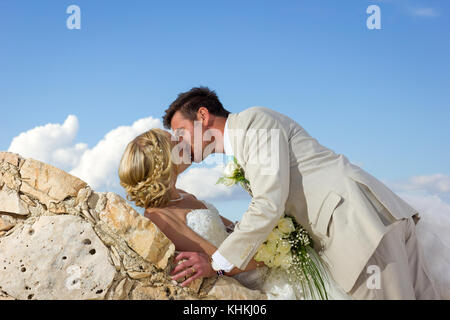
[1,0,449,221]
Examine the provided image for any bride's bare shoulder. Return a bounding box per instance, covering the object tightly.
[144,207,188,224]
[144,207,158,217]
[176,189,198,200]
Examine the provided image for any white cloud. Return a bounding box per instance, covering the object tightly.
[378,0,440,18]
[386,175,450,298]
[176,163,247,201]
[52,143,89,169]
[8,115,163,193]
[8,115,87,171]
[70,117,162,191]
[387,174,450,202]
[409,7,439,17]
[394,190,450,244]
[408,174,450,193]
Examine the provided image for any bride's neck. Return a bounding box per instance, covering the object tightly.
[168,187,181,201]
[167,170,181,201]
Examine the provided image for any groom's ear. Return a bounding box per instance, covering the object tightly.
[197,107,211,126]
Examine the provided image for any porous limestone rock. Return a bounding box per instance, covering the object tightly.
[19,158,87,213]
[0,214,17,232]
[0,215,116,300]
[98,192,175,270]
[0,152,21,167]
[207,277,267,300]
[0,190,29,215]
[0,161,21,192]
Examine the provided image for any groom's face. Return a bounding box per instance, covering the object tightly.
[171,111,209,163]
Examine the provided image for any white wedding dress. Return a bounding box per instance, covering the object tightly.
[186,201,352,300]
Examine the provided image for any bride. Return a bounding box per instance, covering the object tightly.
[118,129,448,300]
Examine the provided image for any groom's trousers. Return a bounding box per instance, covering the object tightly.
[348,215,440,300]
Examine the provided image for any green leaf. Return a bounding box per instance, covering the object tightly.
[216,177,226,185]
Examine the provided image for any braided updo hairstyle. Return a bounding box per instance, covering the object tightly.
[119,129,174,208]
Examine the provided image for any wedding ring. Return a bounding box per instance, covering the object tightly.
[191,267,196,274]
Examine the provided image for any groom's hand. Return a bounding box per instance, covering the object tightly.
[170,252,216,287]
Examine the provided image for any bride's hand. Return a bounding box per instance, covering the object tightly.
[170,251,216,287]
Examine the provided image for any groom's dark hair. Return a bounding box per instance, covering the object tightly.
[163,86,230,129]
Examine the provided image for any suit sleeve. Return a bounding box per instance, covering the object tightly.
[217,113,291,269]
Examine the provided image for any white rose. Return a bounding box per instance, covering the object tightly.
[277,239,291,255]
[223,161,239,178]
[267,228,283,242]
[277,217,296,234]
[273,253,283,267]
[266,239,278,253]
[221,177,235,187]
[273,251,292,268]
[255,243,273,264]
[279,253,293,270]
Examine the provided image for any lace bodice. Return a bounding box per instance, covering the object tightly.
[185,202,229,248]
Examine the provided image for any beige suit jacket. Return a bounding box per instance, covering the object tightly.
[217,107,418,292]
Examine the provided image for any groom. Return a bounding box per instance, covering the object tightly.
[165,87,439,299]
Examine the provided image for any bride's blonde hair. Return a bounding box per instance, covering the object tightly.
[119,128,174,208]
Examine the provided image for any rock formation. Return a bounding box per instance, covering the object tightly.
[0,152,266,300]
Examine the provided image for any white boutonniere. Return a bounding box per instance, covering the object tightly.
[216,157,252,196]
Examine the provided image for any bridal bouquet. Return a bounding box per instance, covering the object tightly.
[217,157,329,300]
[255,215,329,300]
